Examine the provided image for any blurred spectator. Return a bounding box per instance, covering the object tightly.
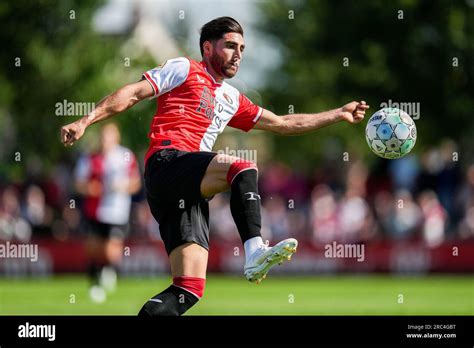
[129,201,160,241]
[310,184,338,243]
[338,192,372,242]
[437,140,462,230]
[416,148,443,193]
[391,190,422,239]
[209,193,238,242]
[338,161,374,242]
[21,185,54,237]
[373,191,396,237]
[74,123,141,302]
[416,141,461,231]
[388,155,420,192]
[261,195,290,241]
[0,186,31,242]
[260,162,291,197]
[418,190,447,248]
[457,164,474,239]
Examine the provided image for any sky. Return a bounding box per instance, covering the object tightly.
[93,0,282,90]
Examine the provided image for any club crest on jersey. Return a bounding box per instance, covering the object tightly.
[223,93,233,105]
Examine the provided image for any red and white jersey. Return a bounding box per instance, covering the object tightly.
[75,145,139,225]
[142,57,263,163]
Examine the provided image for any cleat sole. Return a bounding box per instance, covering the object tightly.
[244,238,298,283]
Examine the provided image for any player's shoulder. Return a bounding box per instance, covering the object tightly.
[160,57,191,72]
[221,82,254,108]
[221,81,241,99]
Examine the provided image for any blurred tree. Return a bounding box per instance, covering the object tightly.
[0,0,157,181]
[257,0,474,167]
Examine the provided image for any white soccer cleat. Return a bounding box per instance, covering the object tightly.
[89,285,107,303]
[244,238,298,283]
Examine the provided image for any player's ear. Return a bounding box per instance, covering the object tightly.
[203,41,213,57]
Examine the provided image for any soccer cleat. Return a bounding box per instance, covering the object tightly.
[89,285,107,303]
[244,238,298,283]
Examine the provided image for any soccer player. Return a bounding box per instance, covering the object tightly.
[74,123,141,302]
[60,17,369,316]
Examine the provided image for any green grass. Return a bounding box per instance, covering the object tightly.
[0,274,472,315]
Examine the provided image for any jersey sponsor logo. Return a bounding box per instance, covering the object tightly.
[196,86,215,119]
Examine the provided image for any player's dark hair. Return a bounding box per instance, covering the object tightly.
[199,17,243,56]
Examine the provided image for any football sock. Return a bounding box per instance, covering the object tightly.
[138,277,205,316]
[227,164,263,246]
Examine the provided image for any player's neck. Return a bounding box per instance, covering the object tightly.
[202,59,224,83]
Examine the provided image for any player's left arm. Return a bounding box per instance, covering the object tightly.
[254,101,369,135]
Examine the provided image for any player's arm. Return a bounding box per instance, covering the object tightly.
[60,79,154,146]
[254,101,369,135]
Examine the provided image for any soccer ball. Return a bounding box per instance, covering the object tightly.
[365,107,417,159]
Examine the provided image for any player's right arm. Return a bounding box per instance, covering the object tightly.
[60,79,154,147]
[254,101,369,135]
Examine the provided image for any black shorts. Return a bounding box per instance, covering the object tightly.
[85,219,128,240]
[144,148,217,255]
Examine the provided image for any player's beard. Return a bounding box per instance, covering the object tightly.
[210,52,238,79]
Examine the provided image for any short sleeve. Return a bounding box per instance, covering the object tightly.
[142,57,190,98]
[227,94,263,132]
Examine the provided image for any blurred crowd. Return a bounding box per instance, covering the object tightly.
[1,139,473,248]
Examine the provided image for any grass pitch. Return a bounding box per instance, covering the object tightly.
[0,274,472,315]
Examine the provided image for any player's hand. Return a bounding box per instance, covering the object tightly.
[61,120,87,147]
[340,101,370,124]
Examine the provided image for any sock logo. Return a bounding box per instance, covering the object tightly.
[245,192,261,201]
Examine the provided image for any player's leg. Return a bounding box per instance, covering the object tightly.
[201,154,262,243]
[201,154,298,283]
[85,232,108,303]
[100,237,123,292]
[138,243,208,316]
[139,150,212,316]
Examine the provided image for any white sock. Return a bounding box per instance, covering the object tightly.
[244,236,264,263]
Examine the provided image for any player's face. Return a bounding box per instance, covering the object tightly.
[209,32,245,79]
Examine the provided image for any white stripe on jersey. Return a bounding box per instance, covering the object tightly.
[199,82,240,151]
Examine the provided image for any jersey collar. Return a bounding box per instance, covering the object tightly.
[200,61,223,86]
